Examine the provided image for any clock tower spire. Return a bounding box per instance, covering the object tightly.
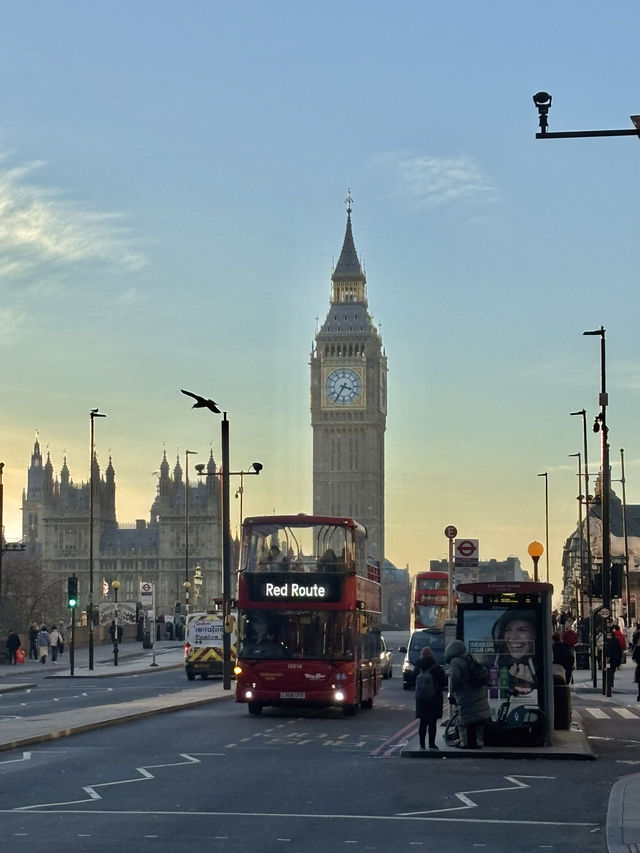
[310,194,387,565]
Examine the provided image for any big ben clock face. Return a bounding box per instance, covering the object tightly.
[326,367,362,405]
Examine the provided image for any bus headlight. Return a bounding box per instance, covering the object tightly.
[334,690,345,702]
[245,689,253,700]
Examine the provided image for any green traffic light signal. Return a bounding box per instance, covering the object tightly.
[67,575,78,608]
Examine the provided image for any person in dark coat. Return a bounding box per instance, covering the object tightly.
[5,630,21,664]
[445,639,491,749]
[413,646,447,750]
[632,643,640,702]
[552,632,575,684]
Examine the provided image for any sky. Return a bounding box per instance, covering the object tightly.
[1,2,640,598]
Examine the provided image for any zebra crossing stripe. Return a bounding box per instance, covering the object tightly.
[612,708,637,719]
[585,707,609,719]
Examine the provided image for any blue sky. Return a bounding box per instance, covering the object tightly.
[2,2,640,596]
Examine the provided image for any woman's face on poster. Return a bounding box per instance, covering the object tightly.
[503,619,535,659]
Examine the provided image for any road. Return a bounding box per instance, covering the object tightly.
[1,637,638,853]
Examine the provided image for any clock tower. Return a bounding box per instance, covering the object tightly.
[310,194,387,564]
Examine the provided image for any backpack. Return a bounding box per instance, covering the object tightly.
[465,653,488,687]
[415,668,435,702]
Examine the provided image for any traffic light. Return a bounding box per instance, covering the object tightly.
[67,575,78,608]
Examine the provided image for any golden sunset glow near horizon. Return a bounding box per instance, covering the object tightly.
[2,3,640,605]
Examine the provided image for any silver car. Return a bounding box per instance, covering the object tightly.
[379,635,393,679]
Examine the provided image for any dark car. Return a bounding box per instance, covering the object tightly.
[400,629,446,690]
[379,635,393,679]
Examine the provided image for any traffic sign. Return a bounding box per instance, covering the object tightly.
[444,525,458,539]
[599,607,610,619]
[456,540,477,557]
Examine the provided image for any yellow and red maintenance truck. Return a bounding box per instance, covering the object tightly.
[184,610,237,680]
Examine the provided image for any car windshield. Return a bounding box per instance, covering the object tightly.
[408,631,444,664]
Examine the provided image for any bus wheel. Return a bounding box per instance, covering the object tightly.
[186,670,195,681]
[343,703,358,717]
[248,702,263,715]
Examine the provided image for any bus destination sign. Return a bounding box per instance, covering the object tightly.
[247,573,343,603]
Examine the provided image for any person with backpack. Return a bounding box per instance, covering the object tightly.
[413,646,447,750]
[445,639,491,749]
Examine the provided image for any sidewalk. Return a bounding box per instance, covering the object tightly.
[0,639,232,751]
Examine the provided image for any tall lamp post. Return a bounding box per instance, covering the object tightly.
[569,453,583,622]
[0,461,4,608]
[528,541,544,583]
[235,463,264,533]
[181,390,239,690]
[89,408,106,671]
[584,326,612,696]
[619,449,632,628]
[112,579,120,666]
[184,449,197,619]
[537,472,550,582]
[570,410,593,616]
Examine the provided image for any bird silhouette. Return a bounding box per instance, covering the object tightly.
[181,389,221,414]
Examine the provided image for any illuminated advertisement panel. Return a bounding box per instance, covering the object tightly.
[458,603,543,718]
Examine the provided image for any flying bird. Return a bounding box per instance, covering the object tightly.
[181,389,221,414]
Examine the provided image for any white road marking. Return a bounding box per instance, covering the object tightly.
[13,752,224,810]
[612,708,637,719]
[0,807,599,826]
[398,775,556,817]
[0,751,31,765]
[584,707,609,719]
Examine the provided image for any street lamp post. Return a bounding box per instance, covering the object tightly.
[0,461,4,609]
[569,453,583,623]
[193,564,203,604]
[89,408,106,671]
[620,449,632,629]
[528,541,544,583]
[570,410,594,616]
[184,449,197,620]
[584,326,612,696]
[537,473,549,582]
[181,388,262,691]
[112,579,120,666]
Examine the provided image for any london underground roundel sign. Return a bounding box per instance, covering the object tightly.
[456,540,477,558]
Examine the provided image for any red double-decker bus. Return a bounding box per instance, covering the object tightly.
[234,514,382,716]
[411,570,450,630]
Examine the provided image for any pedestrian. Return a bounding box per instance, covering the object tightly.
[552,631,575,684]
[28,623,39,660]
[613,624,627,654]
[633,643,640,702]
[413,646,447,750]
[37,625,50,664]
[57,622,68,656]
[5,629,21,665]
[445,639,491,749]
[48,626,60,663]
[632,623,640,651]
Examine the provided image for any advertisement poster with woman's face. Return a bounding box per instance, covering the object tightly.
[461,606,540,716]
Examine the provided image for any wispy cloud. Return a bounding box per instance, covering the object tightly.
[0,154,146,278]
[371,151,499,211]
[0,306,25,344]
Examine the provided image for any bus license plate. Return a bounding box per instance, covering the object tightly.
[280,692,305,699]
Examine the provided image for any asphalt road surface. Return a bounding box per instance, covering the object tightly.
[0,648,633,853]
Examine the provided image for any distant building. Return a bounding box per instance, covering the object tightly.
[381,561,411,630]
[562,482,640,624]
[21,437,222,617]
[430,556,527,584]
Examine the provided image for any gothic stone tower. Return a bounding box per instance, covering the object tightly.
[310,196,387,564]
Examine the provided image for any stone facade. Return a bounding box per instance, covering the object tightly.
[310,198,387,566]
[22,438,222,617]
